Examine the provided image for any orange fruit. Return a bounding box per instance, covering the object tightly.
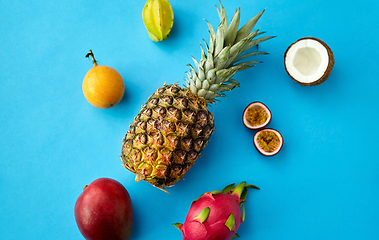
[82,50,125,109]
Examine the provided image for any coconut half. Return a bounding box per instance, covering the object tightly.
[284,37,334,86]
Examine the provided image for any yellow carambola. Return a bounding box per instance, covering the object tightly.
[142,0,174,41]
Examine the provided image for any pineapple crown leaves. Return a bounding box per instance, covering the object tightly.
[184,2,275,104]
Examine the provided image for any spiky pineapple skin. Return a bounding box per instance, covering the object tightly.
[121,83,215,188]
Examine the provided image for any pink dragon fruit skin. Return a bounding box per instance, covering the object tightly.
[174,182,259,240]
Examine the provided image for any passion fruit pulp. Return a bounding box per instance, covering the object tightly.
[253,128,283,156]
[243,102,272,130]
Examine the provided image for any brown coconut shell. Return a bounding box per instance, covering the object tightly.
[284,37,334,86]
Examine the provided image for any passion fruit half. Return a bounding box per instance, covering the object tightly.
[253,128,283,156]
[243,102,272,130]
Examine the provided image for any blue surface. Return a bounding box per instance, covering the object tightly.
[1,0,379,239]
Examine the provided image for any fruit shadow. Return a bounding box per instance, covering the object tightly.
[117,86,131,108]
[130,204,143,239]
[101,78,138,119]
[127,183,170,239]
[241,114,289,162]
[148,8,198,49]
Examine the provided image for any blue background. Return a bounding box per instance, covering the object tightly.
[1,0,378,239]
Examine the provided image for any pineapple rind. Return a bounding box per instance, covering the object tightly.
[121,84,215,188]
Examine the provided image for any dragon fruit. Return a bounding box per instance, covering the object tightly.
[173,182,259,240]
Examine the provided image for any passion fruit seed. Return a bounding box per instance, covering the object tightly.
[246,106,269,127]
[256,130,280,153]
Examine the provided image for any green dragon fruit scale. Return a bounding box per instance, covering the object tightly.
[173,182,259,240]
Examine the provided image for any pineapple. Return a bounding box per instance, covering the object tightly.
[121,3,274,189]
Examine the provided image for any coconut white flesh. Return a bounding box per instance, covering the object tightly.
[285,39,329,84]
